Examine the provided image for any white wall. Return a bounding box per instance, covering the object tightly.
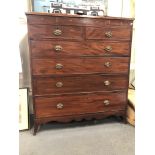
[19,0,32,87]
[107,0,131,17]
[18,0,33,113]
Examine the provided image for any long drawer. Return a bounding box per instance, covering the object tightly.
[28,25,83,40]
[32,57,129,75]
[31,40,130,58]
[35,91,126,118]
[27,14,133,27]
[33,75,128,95]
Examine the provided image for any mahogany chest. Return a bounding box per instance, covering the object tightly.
[26,12,134,135]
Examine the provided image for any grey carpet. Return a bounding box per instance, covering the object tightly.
[19,119,135,155]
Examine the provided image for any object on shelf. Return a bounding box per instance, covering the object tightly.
[33,0,106,16]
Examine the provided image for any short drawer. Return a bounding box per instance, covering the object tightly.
[86,27,131,40]
[31,40,130,58]
[33,75,128,95]
[28,25,83,40]
[35,91,127,118]
[32,57,129,75]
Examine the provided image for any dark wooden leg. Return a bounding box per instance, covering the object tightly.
[115,115,122,122]
[115,115,127,124]
[33,122,39,136]
[122,115,127,124]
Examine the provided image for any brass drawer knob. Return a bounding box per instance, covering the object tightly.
[104,62,111,67]
[55,63,63,69]
[105,31,112,38]
[104,80,111,86]
[104,100,110,106]
[104,46,112,52]
[56,82,63,88]
[56,103,64,109]
[54,45,62,52]
[53,29,62,36]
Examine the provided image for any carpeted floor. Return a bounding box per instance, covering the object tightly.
[19,118,135,155]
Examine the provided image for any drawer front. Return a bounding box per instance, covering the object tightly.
[33,75,128,95]
[31,40,130,58]
[32,57,129,75]
[27,16,107,26]
[35,91,127,118]
[27,15,133,27]
[86,27,131,40]
[28,25,83,40]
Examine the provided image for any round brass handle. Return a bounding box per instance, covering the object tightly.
[56,103,64,109]
[105,31,112,38]
[55,63,63,69]
[104,46,112,52]
[54,45,62,52]
[56,82,63,88]
[104,80,111,86]
[104,100,110,106]
[104,62,111,67]
[53,29,62,36]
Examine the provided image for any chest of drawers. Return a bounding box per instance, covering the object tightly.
[26,12,134,135]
